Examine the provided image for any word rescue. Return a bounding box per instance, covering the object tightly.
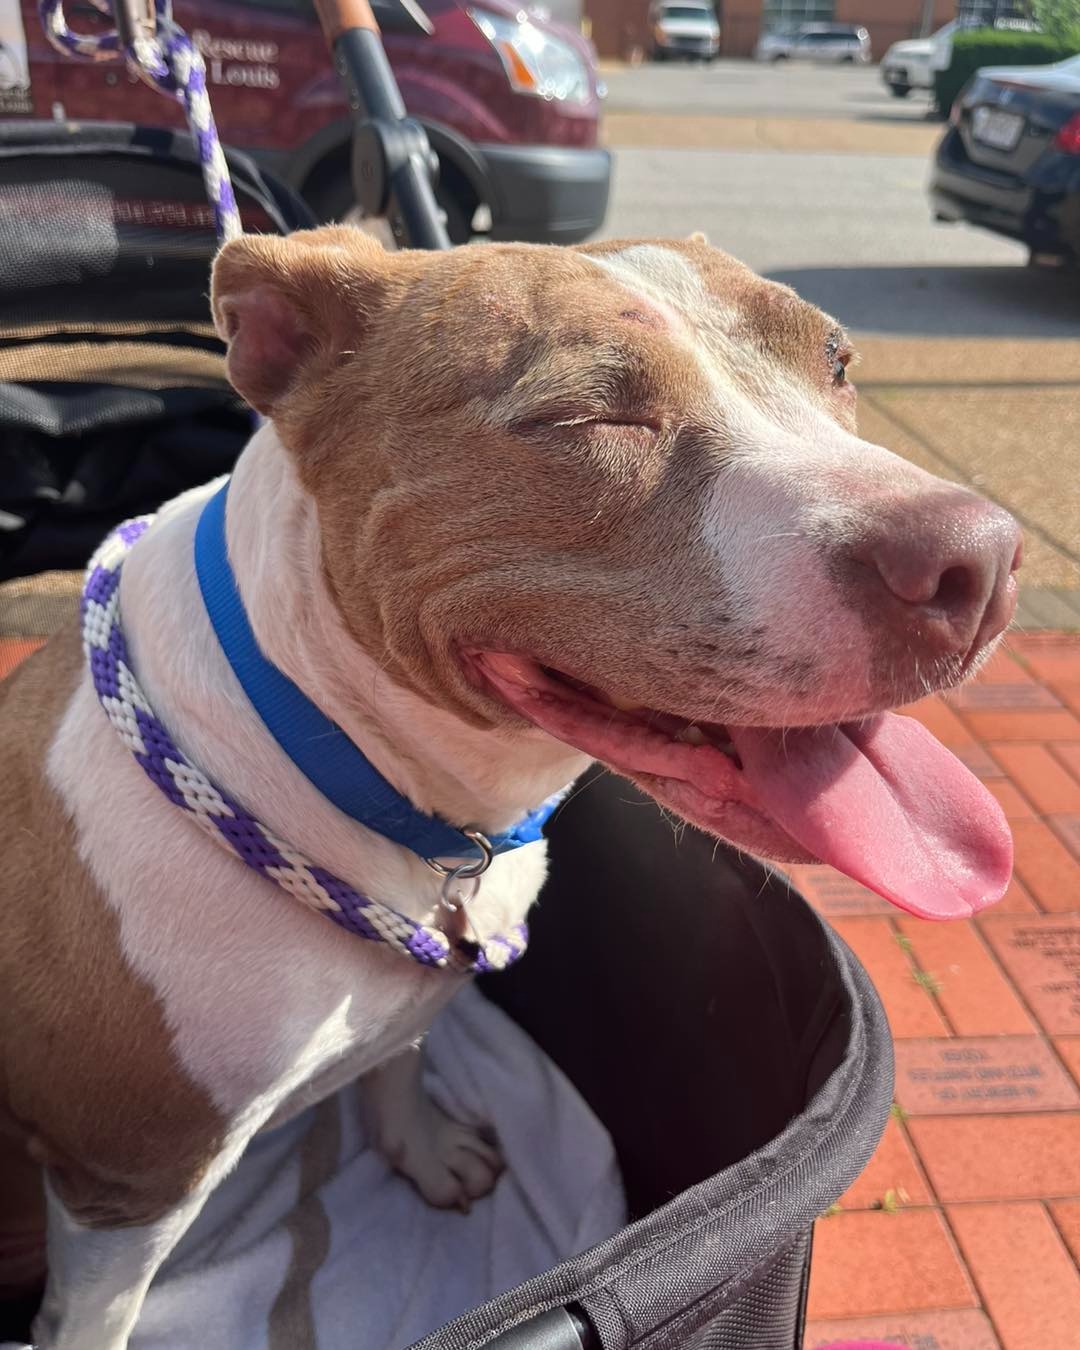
[192,30,279,88]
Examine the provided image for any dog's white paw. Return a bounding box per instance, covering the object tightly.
[378,1094,503,1213]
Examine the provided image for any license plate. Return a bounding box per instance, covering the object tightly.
[972,106,1024,151]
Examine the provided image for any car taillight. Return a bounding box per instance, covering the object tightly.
[949,99,963,127]
[1054,113,1080,154]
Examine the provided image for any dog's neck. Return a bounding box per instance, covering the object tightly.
[227,425,587,829]
[117,426,588,919]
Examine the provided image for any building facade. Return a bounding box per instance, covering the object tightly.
[583,0,955,60]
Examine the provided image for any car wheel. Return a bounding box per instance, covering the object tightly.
[771,53,787,62]
[889,83,911,97]
[305,160,475,246]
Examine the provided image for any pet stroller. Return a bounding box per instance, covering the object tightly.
[0,4,894,1344]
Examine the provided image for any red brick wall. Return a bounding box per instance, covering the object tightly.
[585,0,653,58]
[721,0,765,57]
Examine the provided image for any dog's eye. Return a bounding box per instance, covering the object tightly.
[579,419,662,452]
[590,417,660,437]
[826,339,854,390]
[510,412,661,449]
[517,415,659,441]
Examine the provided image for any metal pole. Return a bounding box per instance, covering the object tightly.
[312,0,450,250]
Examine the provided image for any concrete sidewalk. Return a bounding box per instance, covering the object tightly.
[603,111,943,155]
[850,334,1080,625]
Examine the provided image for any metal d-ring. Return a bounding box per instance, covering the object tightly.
[424,828,494,880]
[439,865,482,916]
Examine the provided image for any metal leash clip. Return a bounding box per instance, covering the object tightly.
[438,864,481,916]
[423,827,494,881]
[426,829,492,939]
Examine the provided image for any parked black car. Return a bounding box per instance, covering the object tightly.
[930,54,1080,266]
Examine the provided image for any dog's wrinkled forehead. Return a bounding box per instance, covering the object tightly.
[393,237,848,426]
[603,238,851,365]
[588,240,843,386]
[587,241,735,325]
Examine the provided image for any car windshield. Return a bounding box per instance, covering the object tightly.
[803,31,858,41]
[660,5,714,17]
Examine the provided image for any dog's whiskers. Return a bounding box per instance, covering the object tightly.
[548,768,609,824]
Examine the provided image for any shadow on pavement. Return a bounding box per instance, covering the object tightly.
[854,110,943,125]
[765,264,1078,338]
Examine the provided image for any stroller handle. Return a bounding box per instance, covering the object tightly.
[313,0,378,39]
[314,0,434,37]
[311,0,449,248]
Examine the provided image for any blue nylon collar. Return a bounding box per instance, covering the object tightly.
[193,481,559,864]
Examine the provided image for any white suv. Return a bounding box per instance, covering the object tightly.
[650,0,722,61]
[755,24,872,64]
[880,21,956,97]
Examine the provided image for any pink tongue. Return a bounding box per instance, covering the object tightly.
[728,713,1013,919]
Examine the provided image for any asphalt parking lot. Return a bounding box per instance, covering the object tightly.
[598,60,1061,328]
[601,56,935,120]
[598,60,1079,605]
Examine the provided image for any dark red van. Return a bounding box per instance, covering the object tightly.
[0,0,610,242]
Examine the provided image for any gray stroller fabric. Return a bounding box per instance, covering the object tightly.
[0,122,315,581]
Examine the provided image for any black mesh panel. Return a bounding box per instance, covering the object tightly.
[0,122,315,582]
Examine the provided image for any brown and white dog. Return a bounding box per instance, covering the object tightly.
[0,228,1020,1349]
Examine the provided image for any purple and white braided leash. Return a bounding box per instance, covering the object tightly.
[39,0,241,241]
[81,516,529,975]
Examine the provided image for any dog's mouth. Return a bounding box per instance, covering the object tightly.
[467,650,1012,921]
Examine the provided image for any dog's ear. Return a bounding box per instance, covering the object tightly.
[210,227,389,416]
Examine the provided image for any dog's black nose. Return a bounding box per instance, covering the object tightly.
[854,490,1022,656]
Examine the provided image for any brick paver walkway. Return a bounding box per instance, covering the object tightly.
[802,632,1080,1350]
[3,619,1079,1349]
